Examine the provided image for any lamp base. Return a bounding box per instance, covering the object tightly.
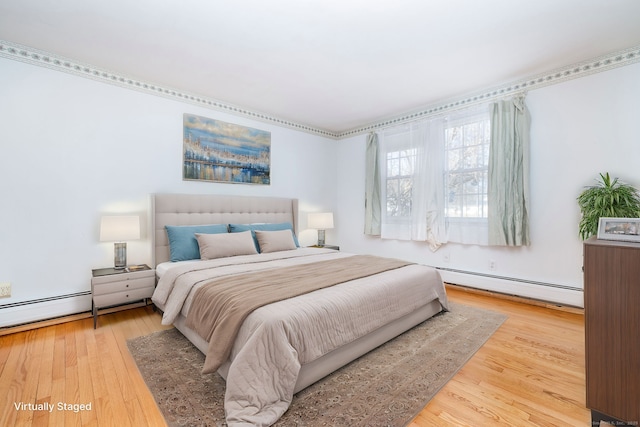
[114,242,127,269]
[317,229,326,247]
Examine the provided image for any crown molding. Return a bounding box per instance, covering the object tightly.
[1,39,639,140]
[0,40,338,138]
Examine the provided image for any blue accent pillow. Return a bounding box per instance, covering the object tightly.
[229,222,299,252]
[165,224,229,261]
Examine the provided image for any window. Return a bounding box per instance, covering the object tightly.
[375,98,529,248]
[385,148,416,219]
[444,113,491,219]
[378,104,491,247]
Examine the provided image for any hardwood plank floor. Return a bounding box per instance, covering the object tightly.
[410,286,589,427]
[0,306,172,427]
[0,286,589,426]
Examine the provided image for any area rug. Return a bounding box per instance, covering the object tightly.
[127,302,506,427]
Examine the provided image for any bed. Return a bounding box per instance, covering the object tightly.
[150,193,448,427]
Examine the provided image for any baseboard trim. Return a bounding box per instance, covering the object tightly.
[445,283,584,315]
[0,293,92,329]
[0,301,151,336]
[0,311,92,336]
[438,269,584,309]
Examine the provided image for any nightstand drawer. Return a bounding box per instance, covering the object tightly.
[91,268,154,285]
[92,276,155,295]
[93,286,154,308]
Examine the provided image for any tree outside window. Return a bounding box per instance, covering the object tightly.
[444,115,490,219]
[385,148,416,218]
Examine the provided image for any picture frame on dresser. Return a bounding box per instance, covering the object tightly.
[596,217,640,242]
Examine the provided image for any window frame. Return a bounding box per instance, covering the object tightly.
[443,111,491,221]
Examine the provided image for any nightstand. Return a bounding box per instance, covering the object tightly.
[309,245,340,250]
[91,264,155,328]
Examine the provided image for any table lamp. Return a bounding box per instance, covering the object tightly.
[100,215,140,269]
[308,212,334,247]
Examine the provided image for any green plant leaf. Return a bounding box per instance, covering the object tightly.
[576,172,640,240]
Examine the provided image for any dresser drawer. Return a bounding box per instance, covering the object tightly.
[92,275,155,296]
[93,286,154,309]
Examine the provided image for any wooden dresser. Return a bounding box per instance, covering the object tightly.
[583,237,640,426]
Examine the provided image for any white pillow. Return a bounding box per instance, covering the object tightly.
[255,229,297,253]
[195,231,258,260]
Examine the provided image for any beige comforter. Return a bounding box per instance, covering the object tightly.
[152,248,448,427]
[187,255,413,374]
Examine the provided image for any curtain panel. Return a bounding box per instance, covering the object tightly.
[488,95,531,246]
[364,132,382,235]
[378,122,447,251]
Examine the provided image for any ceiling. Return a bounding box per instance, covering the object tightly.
[1,0,640,135]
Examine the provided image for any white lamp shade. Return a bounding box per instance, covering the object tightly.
[308,212,334,229]
[100,216,140,242]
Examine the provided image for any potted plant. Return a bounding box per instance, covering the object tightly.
[577,172,640,240]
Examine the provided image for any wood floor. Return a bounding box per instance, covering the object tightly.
[0,285,590,426]
[410,286,590,426]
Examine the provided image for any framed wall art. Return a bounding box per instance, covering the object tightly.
[183,113,271,185]
[597,217,640,242]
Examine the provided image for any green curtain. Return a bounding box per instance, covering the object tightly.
[488,95,531,246]
[364,132,381,235]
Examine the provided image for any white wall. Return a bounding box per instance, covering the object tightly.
[0,57,337,326]
[1,55,638,325]
[336,62,640,307]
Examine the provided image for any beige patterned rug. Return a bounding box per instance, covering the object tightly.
[127,302,506,426]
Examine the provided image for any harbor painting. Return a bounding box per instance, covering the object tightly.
[183,114,271,185]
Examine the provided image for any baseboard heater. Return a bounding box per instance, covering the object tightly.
[0,291,92,328]
[436,267,584,308]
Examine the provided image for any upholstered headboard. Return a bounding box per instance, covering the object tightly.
[151,193,299,266]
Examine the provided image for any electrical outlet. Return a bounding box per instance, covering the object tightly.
[489,260,497,270]
[0,282,10,298]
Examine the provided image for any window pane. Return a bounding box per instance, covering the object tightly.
[462,171,481,193]
[386,179,398,216]
[399,178,412,216]
[447,127,462,148]
[444,113,490,220]
[448,148,461,170]
[387,155,399,177]
[463,194,480,217]
[464,146,481,168]
[384,147,416,219]
[400,155,414,176]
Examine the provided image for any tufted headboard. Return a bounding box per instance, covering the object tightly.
[151,193,299,267]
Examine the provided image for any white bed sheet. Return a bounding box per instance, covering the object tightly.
[155,259,201,278]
